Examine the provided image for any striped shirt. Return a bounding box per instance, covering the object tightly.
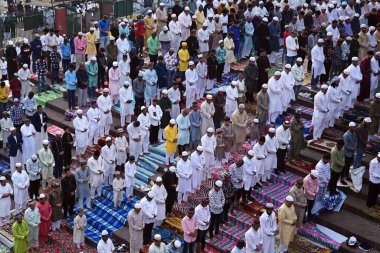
[208,188,225,214]
[230,163,244,189]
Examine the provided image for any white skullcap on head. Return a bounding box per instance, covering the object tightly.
[78,32,83,36]
[239,104,246,109]
[94,21,98,24]
[262,83,268,89]
[156,176,162,182]
[182,151,189,156]
[105,137,112,141]
[91,56,97,61]
[169,166,176,172]
[274,71,281,76]
[76,109,83,114]
[219,40,224,44]
[171,14,176,18]
[207,127,215,133]
[249,57,256,61]
[174,240,181,248]
[208,14,214,18]
[55,131,62,135]
[318,39,324,43]
[101,230,108,236]
[339,16,345,21]
[343,69,350,74]
[321,5,326,9]
[0,176,5,181]
[189,61,195,65]
[15,163,22,167]
[192,15,197,19]
[328,4,334,8]
[134,202,141,209]
[342,1,347,4]
[269,128,276,133]
[13,98,19,102]
[349,122,356,127]
[354,13,360,17]
[273,17,279,21]
[103,88,109,92]
[321,84,328,89]
[231,81,237,86]
[22,63,28,68]
[8,41,13,46]
[32,155,38,160]
[39,193,46,198]
[352,57,359,61]
[170,119,176,124]
[206,94,213,99]
[304,3,308,7]
[160,2,165,6]
[118,128,124,133]
[90,27,95,31]
[23,38,28,43]
[154,234,161,240]
[369,26,376,32]
[332,0,337,3]
[124,81,130,86]
[296,57,303,62]
[361,24,367,28]
[163,26,168,31]
[112,61,118,67]
[285,195,294,201]
[218,87,224,92]
[378,152,380,158]
[253,118,259,123]
[147,10,152,13]
[375,93,380,99]
[285,64,291,69]
[10,127,16,131]
[215,180,223,187]
[311,170,319,177]
[262,17,268,22]
[109,36,115,40]
[326,32,333,36]
[356,0,360,3]
[197,146,204,151]
[162,89,168,94]
[345,16,350,20]
[266,203,274,208]
[364,117,372,123]
[148,191,155,198]
[259,0,263,3]
[321,22,327,27]
[248,150,254,156]
[215,14,220,18]
[42,140,49,145]
[184,6,190,10]
[141,106,146,111]
[202,22,208,27]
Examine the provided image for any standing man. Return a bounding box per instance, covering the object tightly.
[162,166,177,216]
[243,58,258,103]
[342,122,357,184]
[49,182,62,231]
[303,170,319,221]
[195,199,210,252]
[8,127,22,174]
[176,151,193,204]
[353,118,371,170]
[127,120,143,161]
[329,139,345,195]
[50,131,64,179]
[12,163,30,211]
[189,102,202,149]
[141,191,157,245]
[245,220,263,253]
[315,154,331,198]
[278,196,297,253]
[276,121,290,173]
[61,168,76,219]
[128,203,144,253]
[311,39,326,89]
[87,102,100,146]
[75,160,92,210]
[312,85,329,142]
[259,203,277,253]
[125,156,137,200]
[208,180,225,240]
[200,95,216,136]
[176,109,191,154]
[367,154,380,207]
[151,177,167,227]
[181,207,198,253]
[38,140,54,189]
[73,109,89,157]
[289,111,305,163]
[0,176,13,227]
[20,118,36,165]
[225,81,238,118]
[101,137,116,186]
[232,104,248,149]
[24,201,40,252]
[191,146,205,192]
[201,128,217,177]
[97,89,113,137]
[88,150,104,202]
[115,129,128,167]
[148,99,163,145]
[31,105,48,151]
[98,16,110,48]
[119,81,134,128]
[12,213,29,253]
[164,119,178,165]
[36,194,52,244]
[256,84,269,134]
[289,179,307,228]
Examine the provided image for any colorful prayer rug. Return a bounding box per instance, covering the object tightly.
[322,128,345,142]
[308,139,336,153]
[297,223,341,250]
[285,159,315,174]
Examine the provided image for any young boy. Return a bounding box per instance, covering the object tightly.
[73,208,87,249]
[124,156,136,200]
[112,171,125,210]
[50,45,62,84]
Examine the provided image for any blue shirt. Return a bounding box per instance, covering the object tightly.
[119,27,130,37]
[60,43,71,59]
[22,97,36,117]
[65,70,77,90]
[216,47,226,64]
[98,19,110,37]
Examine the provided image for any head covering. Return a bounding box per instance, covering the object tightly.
[197,146,204,151]
[91,56,97,61]
[115,171,120,175]
[231,81,237,86]
[154,234,162,240]
[0,176,6,181]
[15,163,22,167]
[39,193,46,199]
[109,36,115,40]
[182,151,189,156]
[375,93,380,99]
[318,38,324,43]
[273,17,279,21]
[189,61,195,65]
[170,119,176,124]
[101,230,109,236]
[42,140,49,145]
[148,191,155,198]
[262,17,268,22]
[171,14,177,18]
[296,57,303,62]
[364,117,372,123]
[156,176,162,182]
[162,89,168,94]
[141,106,146,111]
[215,180,223,187]
[249,57,256,62]
[163,26,168,31]
[147,10,152,13]
[206,94,213,99]
[106,137,112,141]
[253,118,259,123]
[174,240,181,248]
[352,57,359,61]
[103,88,109,92]
[285,64,291,69]
[76,109,83,114]
[31,155,38,160]
[8,41,13,46]
[219,40,223,44]
[269,128,276,133]
[321,84,328,89]
[360,24,367,28]
[274,71,281,76]
[285,195,294,201]
[266,203,274,208]
[311,170,319,177]
[112,61,118,67]
[169,166,176,172]
[184,6,190,11]
[55,131,62,135]
[207,127,214,133]
[248,150,254,156]
[13,98,19,102]
[23,64,28,68]
[262,83,268,89]
[134,203,141,209]
[326,32,333,36]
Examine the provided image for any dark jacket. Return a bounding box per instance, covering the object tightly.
[31,111,48,133]
[8,133,23,157]
[50,137,64,159]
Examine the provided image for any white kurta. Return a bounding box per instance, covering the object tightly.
[118,60,132,87]
[185,69,198,108]
[11,170,30,205]
[97,95,113,127]
[101,144,116,177]
[260,211,278,253]
[370,56,380,98]
[339,74,352,112]
[243,156,257,189]
[115,136,128,165]
[140,197,158,224]
[281,71,295,111]
[225,86,238,118]
[124,162,136,187]
[191,151,205,191]
[312,91,329,139]
[198,28,210,53]
[268,77,283,122]
[119,86,134,116]
[346,64,362,106]
[200,101,215,135]
[178,12,192,40]
[127,124,143,159]
[201,134,217,171]
[265,135,279,170]
[176,158,193,193]
[253,143,268,177]
[151,184,167,221]
[168,87,181,119]
[176,114,191,145]
[245,227,264,253]
[73,116,89,148]
[311,45,326,78]
[327,85,341,126]
[116,38,130,62]
[0,183,13,217]
[86,107,100,145]
[97,239,115,253]
[88,156,104,188]
[20,124,36,165]
[169,20,181,53]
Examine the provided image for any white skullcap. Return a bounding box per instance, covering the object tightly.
[266,203,274,208]
[332,0,337,3]
[169,166,176,172]
[285,195,294,201]
[106,137,112,141]
[311,170,319,177]
[31,155,38,160]
[274,71,281,76]
[206,94,213,99]
[174,240,181,248]
[55,131,62,135]
[352,57,359,61]
[364,117,372,123]
[23,63,28,68]
[90,27,95,31]
[10,127,16,131]
[112,61,118,67]
[361,24,367,28]
[15,163,22,167]
[239,104,245,109]
[318,39,324,43]
[109,36,115,40]
[163,26,168,31]
[182,151,189,156]
[118,128,124,133]
[207,127,214,133]
[269,128,276,133]
[253,118,259,123]
[375,93,380,99]
[8,41,13,46]
[378,152,380,158]
[349,122,356,127]
[328,4,334,8]
[202,22,208,27]
[342,1,347,4]
[219,40,223,44]
[148,191,155,198]
[249,57,256,61]
[160,2,165,6]
[231,81,237,86]
[208,14,214,18]
[304,3,308,7]
[123,81,130,86]
[262,17,268,22]
[215,180,223,187]
[262,83,268,89]
[76,109,83,114]
[91,56,97,61]
[184,6,190,10]
[215,14,220,18]
[321,5,326,9]
[162,89,168,94]
[39,193,46,198]
[345,16,350,20]
[23,38,28,43]
[189,61,195,65]
[343,69,350,74]
[321,84,328,89]
[42,140,49,145]
[339,16,345,21]
[0,176,5,181]
[354,13,360,17]
[218,87,224,92]
[285,64,291,69]
[103,88,110,92]
[154,234,161,240]
[197,146,204,151]
[170,119,176,124]
[147,10,152,13]
[13,98,19,102]
[248,150,254,156]
[356,0,360,3]
[326,32,333,36]
[273,17,279,21]
[321,22,327,27]
[369,26,376,32]
[78,32,83,36]
[134,203,141,209]
[156,176,162,182]
[296,57,303,62]
[171,14,177,18]
[94,21,98,24]
[259,0,263,3]
[141,106,146,110]
[101,230,109,236]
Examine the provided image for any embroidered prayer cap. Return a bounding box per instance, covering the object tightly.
[248,150,254,156]
[310,170,319,177]
[197,146,204,151]
[154,234,162,240]
[265,203,274,209]
[106,137,112,141]
[39,193,46,199]
[182,151,189,156]
[207,127,215,133]
[364,117,372,123]
[169,166,176,172]
[262,83,268,89]
[285,195,294,202]
[103,88,110,92]
[76,109,83,114]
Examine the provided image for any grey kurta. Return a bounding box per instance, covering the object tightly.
[289,117,305,160]
[232,110,248,145]
[127,209,144,252]
[221,123,234,152]
[256,90,269,132]
[189,110,202,145]
[74,167,91,199]
[288,185,307,228]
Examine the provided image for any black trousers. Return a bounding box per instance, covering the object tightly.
[222,200,233,222]
[149,54,158,66]
[62,195,75,218]
[342,155,353,179]
[306,199,315,218]
[166,190,176,214]
[143,222,154,244]
[29,179,40,200]
[367,181,380,207]
[209,212,221,238]
[134,96,145,115]
[216,63,224,83]
[196,229,208,250]
[328,170,340,195]
[246,91,254,103]
[150,125,159,144]
[235,188,243,203]
[135,37,144,54]
[276,148,287,172]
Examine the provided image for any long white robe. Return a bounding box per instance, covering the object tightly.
[245,227,264,253]
[137,112,151,153]
[185,69,198,108]
[268,77,283,123]
[311,45,325,78]
[176,158,193,193]
[200,101,215,136]
[260,211,278,253]
[265,135,279,171]
[140,197,157,224]
[88,156,104,188]
[168,20,181,53]
[18,68,31,99]
[327,85,341,127]
[11,170,30,206]
[198,28,210,53]
[127,124,143,160]
[178,12,192,40]
[73,116,89,149]
[201,134,217,176]
[176,114,191,145]
[151,184,167,221]
[97,95,113,127]
[253,143,268,178]
[346,64,362,107]
[168,87,181,119]
[225,86,238,118]
[119,86,134,116]
[124,161,136,187]
[101,144,116,177]
[118,59,132,86]
[191,151,205,191]
[0,183,13,217]
[243,156,257,189]
[0,117,13,148]
[86,107,100,145]
[196,62,207,98]
[339,74,352,112]
[281,71,295,111]
[20,124,36,165]
[312,91,329,140]
[97,239,115,253]
[370,56,380,98]
[115,136,128,165]
[116,38,130,62]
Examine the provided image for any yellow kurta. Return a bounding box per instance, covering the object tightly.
[278,203,297,247]
[178,49,190,72]
[144,16,155,48]
[195,10,206,31]
[164,125,178,154]
[85,32,97,55]
[12,220,29,253]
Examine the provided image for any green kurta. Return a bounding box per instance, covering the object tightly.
[289,117,305,160]
[369,101,380,135]
[12,220,29,253]
[159,97,172,129]
[86,61,99,88]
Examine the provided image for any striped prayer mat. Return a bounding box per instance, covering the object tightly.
[290,103,314,116]
[297,223,341,250]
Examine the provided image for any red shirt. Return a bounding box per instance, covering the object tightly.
[134,22,146,39]
[9,78,21,98]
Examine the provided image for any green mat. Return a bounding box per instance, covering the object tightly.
[35,91,63,107]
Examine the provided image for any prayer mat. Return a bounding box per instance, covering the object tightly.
[362,205,380,223]
[289,103,314,116]
[322,128,345,142]
[35,91,63,107]
[308,139,336,153]
[0,161,11,177]
[288,236,330,253]
[285,159,315,174]
[0,242,10,253]
[240,200,265,218]
[297,223,341,250]
[163,217,183,234]
[204,245,220,253]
